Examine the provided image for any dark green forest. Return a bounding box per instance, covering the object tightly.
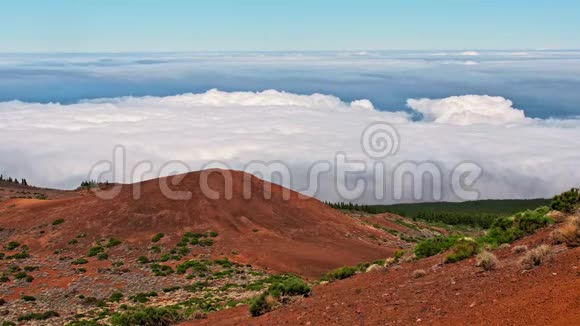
[328,199,551,228]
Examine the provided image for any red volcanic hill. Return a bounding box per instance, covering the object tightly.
[0,170,394,278]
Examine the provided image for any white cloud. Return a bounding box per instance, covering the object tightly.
[1,90,579,203]
[509,52,530,56]
[407,95,528,125]
[459,51,480,56]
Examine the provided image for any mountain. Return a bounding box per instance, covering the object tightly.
[0,170,396,278]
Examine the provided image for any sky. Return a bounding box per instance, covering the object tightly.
[2,0,580,52]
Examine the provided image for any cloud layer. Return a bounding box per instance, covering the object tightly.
[1,89,579,203]
[407,95,527,125]
[2,51,580,120]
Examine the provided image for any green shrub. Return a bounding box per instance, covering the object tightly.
[445,238,479,263]
[414,235,461,258]
[199,239,213,247]
[213,258,233,268]
[551,188,580,213]
[7,252,30,259]
[106,238,122,248]
[52,219,65,225]
[183,281,207,292]
[176,260,209,274]
[137,256,150,264]
[21,295,36,301]
[162,286,181,293]
[480,207,553,246]
[213,269,234,278]
[71,258,89,265]
[271,276,311,296]
[481,217,522,245]
[394,249,406,260]
[209,231,219,237]
[97,253,109,260]
[4,241,20,250]
[110,292,123,302]
[17,311,59,321]
[68,239,78,245]
[87,245,104,257]
[513,206,552,233]
[0,275,10,282]
[129,292,158,303]
[80,296,106,307]
[249,292,273,316]
[110,306,184,326]
[322,266,358,281]
[151,264,174,276]
[170,254,182,261]
[250,276,310,316]
[178,247,190,255]
[8,265,21,273]
[151,233,165,243]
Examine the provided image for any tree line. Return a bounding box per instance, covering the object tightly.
[0,174,29,186]
[325,201,384,214]
[326,201,501,228]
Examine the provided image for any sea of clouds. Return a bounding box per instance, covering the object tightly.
[1,89,579,203]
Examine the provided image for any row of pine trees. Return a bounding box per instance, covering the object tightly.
[0,174,29,186]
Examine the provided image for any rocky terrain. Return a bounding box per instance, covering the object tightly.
[0,172,578,325]
[0,170,430,325]
[187,225,579,326]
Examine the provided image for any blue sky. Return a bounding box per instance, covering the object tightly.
[2,0,580,52]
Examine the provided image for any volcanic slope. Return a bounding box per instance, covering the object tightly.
[0,170,398,278]
[188,225,580,326]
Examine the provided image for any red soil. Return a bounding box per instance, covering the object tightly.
[186,226,580,326]
[0,180,81,201]
[0,170,395,278]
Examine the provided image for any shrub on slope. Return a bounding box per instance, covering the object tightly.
[551,188,580,213]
